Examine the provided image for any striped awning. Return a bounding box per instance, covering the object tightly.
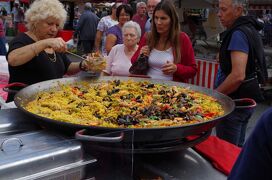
[188,59,219,90]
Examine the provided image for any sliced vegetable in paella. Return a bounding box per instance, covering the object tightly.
[25,80,224,128]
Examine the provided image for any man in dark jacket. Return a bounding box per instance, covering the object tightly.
[215,0,267,147]
[74,2,99,54]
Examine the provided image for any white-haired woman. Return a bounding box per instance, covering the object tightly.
[6,0,91,102]
[104,21,141,76]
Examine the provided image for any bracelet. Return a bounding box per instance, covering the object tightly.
[31,44,38,57]
[79,60,87,71]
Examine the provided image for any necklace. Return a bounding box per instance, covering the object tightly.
[46,52,57,63]
[26,31,57,62]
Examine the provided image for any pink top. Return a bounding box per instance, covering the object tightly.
[105,44,132,76]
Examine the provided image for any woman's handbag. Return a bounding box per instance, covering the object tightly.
[129,54,149,75]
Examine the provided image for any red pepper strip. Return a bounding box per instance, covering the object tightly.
[204,112,215,117]
[161,104,170,111]
[131,98,136,102]
[71,87,83,97]
[196,107,203,113]
[71,87,78,95]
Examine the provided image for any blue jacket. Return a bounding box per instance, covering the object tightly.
[74,10,99,40]
[228,108,272,180]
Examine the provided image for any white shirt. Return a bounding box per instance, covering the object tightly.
[105,44,132,76]
[148,47,174,80]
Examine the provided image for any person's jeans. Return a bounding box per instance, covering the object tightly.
[216,108,254,147]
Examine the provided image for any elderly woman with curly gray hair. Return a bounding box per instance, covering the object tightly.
[6,0,91,102]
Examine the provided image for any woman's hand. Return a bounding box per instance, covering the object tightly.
[140,45,150,56]
[162,61,177,75]
[44,37,67,52]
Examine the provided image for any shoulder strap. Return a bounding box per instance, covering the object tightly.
[238,25,268,83]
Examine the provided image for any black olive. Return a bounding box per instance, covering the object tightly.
[162,97,170,103]
[177,111,187,117]
[158,90,166,95]
[68,99,75,104]
[116,115,140,126]
[140,108,147,114]
[105,117,116,123]
[117,118,127,125]
[120,95,125,100]
[111,88,120,95]
[94,112,101,119]
[105,103,112,108]
[184,103,193,108]
[103,96,112,101]
[131,106,138,111]
[146,84,155,88]
[107,89,120,96]
[181,93,187,98]
[183,115,191,121]
[76,102,85,108]
[128,94,134,99]
[117,115,131,126]
[113,80,121,86]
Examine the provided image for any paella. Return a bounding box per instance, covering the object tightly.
[25,80,224,128]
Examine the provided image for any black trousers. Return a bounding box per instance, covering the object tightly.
[80,40,95,54]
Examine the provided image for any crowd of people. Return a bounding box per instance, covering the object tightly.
[2,0,272,179]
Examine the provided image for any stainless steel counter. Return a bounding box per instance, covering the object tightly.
[0,109,227,180]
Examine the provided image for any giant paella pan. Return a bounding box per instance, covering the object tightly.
[14,76,236,148]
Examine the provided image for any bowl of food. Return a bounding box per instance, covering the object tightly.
[85,52,106,74]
